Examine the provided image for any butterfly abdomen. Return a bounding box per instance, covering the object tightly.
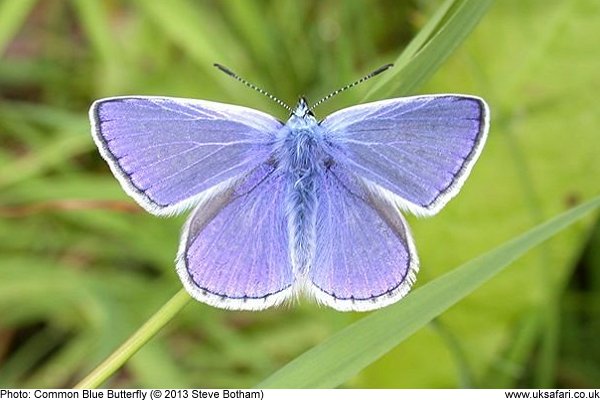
[276,116,326,277]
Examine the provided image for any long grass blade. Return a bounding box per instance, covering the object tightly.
[74,289,191,389]
[364,0,494,100]
[257,196,600,388]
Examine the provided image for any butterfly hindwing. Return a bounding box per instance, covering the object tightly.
[307,169,419,312]
[320,95,489,216]
[90,96,282,216]
[176,163,293,310]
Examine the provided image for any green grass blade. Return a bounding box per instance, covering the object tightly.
[257,195,600,388]
[364,0,494,100]
[364,0,456,98]
[0,0,37,56]
[75,289,191,389]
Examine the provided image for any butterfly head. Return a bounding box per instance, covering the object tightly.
[292,97,314,118]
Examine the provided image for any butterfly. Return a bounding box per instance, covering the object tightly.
[89,64,489,312]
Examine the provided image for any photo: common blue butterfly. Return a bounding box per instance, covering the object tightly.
[89,64,489,312]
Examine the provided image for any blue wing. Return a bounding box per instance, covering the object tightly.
[176,164,293,310]
[320,95,489,216]
[308,169,418,311]
[90,96,282,216]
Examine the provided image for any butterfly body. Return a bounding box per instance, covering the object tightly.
[90,90,489,312]
[274,97,330,279]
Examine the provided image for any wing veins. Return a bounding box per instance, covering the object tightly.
[144,146,248,192]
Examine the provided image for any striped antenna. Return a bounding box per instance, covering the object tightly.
[214,63,292,112]
[311,63,394,111]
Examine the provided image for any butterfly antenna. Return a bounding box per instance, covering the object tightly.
[311,63,394,111]
[214,63,292,112]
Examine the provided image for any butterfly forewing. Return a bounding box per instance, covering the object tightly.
[90,96,282,216]
[320,95,489,216]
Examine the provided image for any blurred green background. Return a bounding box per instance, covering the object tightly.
[0,0,599,389]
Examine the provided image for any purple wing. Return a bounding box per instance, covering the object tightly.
[90,96,282,216]
[321,95,489,216]
[176,164,293,310]
[308,170,419,312]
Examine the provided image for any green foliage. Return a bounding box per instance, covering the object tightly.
[0,0,598,389]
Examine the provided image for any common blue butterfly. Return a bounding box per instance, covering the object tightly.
[89,64,489,312]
